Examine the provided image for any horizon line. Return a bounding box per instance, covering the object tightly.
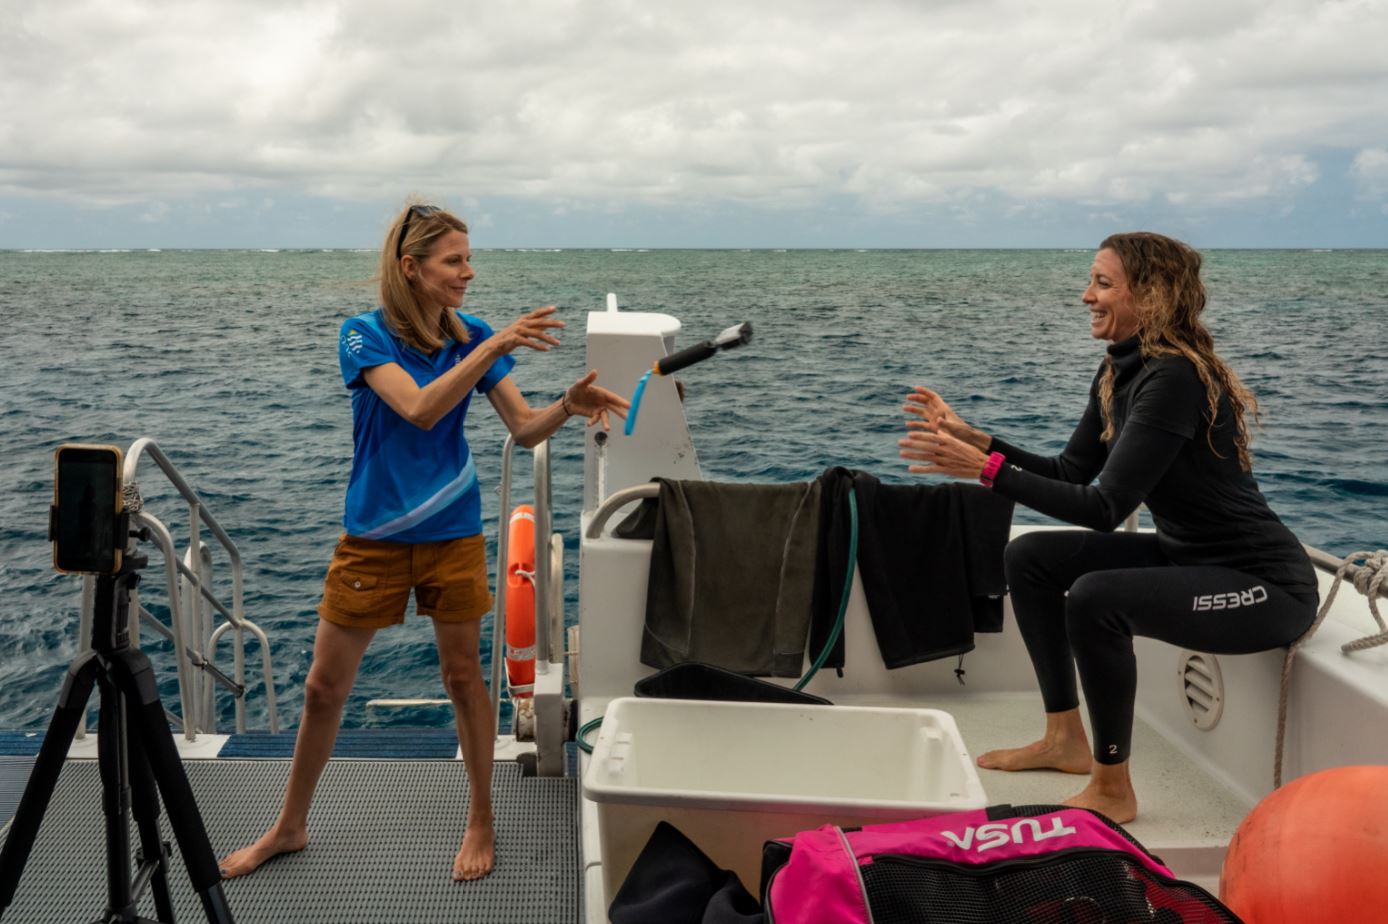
[3,245,1383,253]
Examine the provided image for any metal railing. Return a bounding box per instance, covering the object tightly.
[585,483,659,539]
[491,435,563,736]
[79,438,279,740]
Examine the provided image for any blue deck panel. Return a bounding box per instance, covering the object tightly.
[0,726,564,795]
[0,731,45,756]
[220,727,463,758]
[0,727,479,760]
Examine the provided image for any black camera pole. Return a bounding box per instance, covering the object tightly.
[0,544,233,923]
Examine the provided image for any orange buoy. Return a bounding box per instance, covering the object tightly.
[505,504,537,698]
[1220,765,1388,922]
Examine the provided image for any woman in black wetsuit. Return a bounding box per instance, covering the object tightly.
[899,232,1318,822]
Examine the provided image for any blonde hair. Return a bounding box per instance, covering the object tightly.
[376,202,470,353]
[1095,232,1260,470]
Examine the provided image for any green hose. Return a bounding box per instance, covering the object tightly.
[577,715,604,754]
[577,486,858,753]
[794,487,857,692]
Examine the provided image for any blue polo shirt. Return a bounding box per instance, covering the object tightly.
[337,308,514,543]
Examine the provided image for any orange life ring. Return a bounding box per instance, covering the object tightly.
[505,504,536,698]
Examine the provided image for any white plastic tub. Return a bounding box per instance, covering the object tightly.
[583,696,987,904]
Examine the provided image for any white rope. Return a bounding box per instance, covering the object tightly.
[1338,550,1388,653]
[1274,549,1388,787]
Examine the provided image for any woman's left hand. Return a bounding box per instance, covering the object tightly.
[565,370,630,431]
[899,419,990,479]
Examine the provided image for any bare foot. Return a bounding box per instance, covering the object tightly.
[452,824,495,881]
[976,739,1093,774]
[219,827,308,879]
[1063,783,1138,824]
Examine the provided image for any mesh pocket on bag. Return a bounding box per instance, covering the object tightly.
[862,851,1238,924]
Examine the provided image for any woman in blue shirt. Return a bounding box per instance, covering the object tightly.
[221,203,627,882]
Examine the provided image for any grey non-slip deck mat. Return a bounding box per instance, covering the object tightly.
[1,758,581,923]
[1,756,37,829]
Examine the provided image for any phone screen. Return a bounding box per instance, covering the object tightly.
[54,446,122,574]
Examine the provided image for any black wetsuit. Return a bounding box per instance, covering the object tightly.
[990,336,1318,764]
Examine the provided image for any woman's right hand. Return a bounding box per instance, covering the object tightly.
[493,305,566,355]
[903,386,990,451]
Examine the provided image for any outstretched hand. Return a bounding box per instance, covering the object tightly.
[902,386,987,448]
[899,423,990,479]
[899,385,991,479]
[565,370,629,431]
[495,305,565,355]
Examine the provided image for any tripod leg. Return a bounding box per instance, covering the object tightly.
[95,668,144,923]
[115,650,234,924]
[126,724,177,924]
[0,653,100,913]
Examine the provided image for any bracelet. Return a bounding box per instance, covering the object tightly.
[979,451,1005,488]
[561,391,572,416]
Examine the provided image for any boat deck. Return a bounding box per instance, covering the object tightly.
[839,691,1244,889]
[575,690,1246,902]
[1,755,580,924]
[0,689,1262,921]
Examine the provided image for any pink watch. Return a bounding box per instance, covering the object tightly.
[980,451,1005,488]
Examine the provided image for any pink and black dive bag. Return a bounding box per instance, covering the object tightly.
[761,804,1241,923]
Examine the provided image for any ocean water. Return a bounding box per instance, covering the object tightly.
[1,248,1384,732]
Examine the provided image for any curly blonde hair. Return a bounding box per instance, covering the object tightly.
[1095,232,1260,470]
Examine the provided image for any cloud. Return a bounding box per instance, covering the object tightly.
[1,0,1386,222]
[1352,147,1388,200]
[137,201,169,223]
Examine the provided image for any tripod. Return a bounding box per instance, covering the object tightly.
[0,552,233,923]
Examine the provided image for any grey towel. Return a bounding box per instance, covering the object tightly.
[640,479,822,677]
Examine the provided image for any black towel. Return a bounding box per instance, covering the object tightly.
[810,468,1014,671]
[640,478,822,677]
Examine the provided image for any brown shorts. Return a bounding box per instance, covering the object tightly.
[318,533,493,629]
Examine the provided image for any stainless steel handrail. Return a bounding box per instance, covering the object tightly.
[142,512,231,736]
[120,438,280,735]
[491,435,562,738]
[584,483,660,539]
[206,618,278,726]
[590,490,1141,540]
[491,436,517,734]
[533,440,556,668]
[98,509,198,741]
[548,532,563,668]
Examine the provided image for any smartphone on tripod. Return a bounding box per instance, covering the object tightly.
[2,442,235,923]
[52,443,124,575]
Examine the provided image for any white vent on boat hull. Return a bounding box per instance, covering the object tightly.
[1178,651,1224,730]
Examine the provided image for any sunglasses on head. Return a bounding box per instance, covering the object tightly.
[396,205,440,259]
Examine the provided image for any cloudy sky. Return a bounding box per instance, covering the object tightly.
[2,0,1386,248]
